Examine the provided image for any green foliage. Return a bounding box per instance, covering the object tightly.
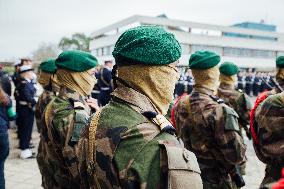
[2,66,14,75]
[58,33,91,52]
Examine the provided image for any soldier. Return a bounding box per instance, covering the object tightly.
[237,71,245,91]
[174,51,246,189]
[35,59,60,188]
[174,74,186,97]
[35,58,59,132]
[254,92,284,189]
[38,50,99,189]
[185,68,194,94]
[251,56,284,188]
[218,62,252,140]
[245,69,254,96]
[77,26,202,189]
[17,65,37,159]
[253,72,262,96]
[97,60,113,106]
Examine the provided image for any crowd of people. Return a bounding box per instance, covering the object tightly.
[174,68,277,98]
[0,25,284,189]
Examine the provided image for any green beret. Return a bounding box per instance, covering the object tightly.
[39,59,57,73]
[219,62,239,76]
[112,25,182,65]
[276,56,284,68]
[56,50,98,72]
[189,51,220,69]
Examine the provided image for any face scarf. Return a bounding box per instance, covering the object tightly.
[192,66,220,93]
[219,74,237,86]
[117,64,180,115]
[50,74,60,92]
[57,68,96,97]
[38,71,52,87]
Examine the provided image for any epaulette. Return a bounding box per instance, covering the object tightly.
[73,101,85,110]
[209,95,224,104]
[142,111,176,135]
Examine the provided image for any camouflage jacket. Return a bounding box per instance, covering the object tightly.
[78,85,202,189]
[254,92,284,163]
[35,90,56,132]
[174,87,246,187]
[217,83,252,136]
[254,92,284,188]
[37,87,91,189]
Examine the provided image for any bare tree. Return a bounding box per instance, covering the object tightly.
[32,43,60,62]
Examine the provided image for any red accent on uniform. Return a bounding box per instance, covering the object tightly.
[250,91,270,145]
[272,168,284,189]
[171,93,187,128]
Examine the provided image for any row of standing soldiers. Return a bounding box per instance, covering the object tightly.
[175,68,276,98]
[34,25,284,189]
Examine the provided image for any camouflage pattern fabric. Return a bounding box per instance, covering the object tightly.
[77,85,202,189]
[217,83,252,137]
[35,90,56,132]
[217,83,252,175]
[37,87,91,189]
[174,87,246,189]
[254,92,284,188]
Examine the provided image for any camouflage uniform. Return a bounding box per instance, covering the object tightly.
[174,87,246,189]
[35,89,56,132]
[217,83,252,138]
[254,93,284,188]
[78,85,202,189]
[37,87,91,189]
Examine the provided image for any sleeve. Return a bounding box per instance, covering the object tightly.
[103,68,112,83]
[173,96,191,146]
[214,105,246,165]
[237,93,252,126]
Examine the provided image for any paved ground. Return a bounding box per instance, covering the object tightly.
[4,97,266,189]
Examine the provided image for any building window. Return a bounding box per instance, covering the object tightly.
[191,45,223,54]
[224,47,276,58]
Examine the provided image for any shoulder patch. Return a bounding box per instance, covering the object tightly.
[74,101,85,110]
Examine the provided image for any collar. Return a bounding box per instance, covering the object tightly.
[219,83,235,90]
[58,86,85,101]
[112,85,176,135]
[193,86,214,96]
[111,85,157,113]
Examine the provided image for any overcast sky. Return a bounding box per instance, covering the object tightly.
[0,0,283,60]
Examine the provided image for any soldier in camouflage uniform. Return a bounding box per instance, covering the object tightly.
[217,62,252,176]
[217,62,252,140]
[35,59,59,188]
[252,56,284,189]
[37,50,99,189]
[174,51,246,189]
[35,59,59,132]
[77,26,202,189]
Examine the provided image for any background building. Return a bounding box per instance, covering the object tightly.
[90,15,284,69]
